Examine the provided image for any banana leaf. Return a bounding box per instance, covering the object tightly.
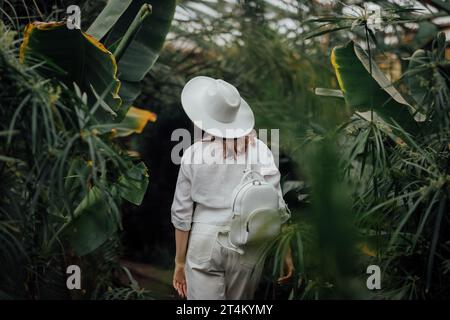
[64,161,149,255]
[331,41,418,134]
[87,0,176,107]
[114,106,157,137]
[86,0,134,40]
[19,22,122,122]
[64,186,117,256]
[115,161,149,205]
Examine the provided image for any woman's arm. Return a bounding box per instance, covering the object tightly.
[277,246,295,284]
[173,228,189,298]
[175,228,189,265]
[171,154,194,298]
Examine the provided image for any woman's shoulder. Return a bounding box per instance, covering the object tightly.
[180,141,201,164]
[180,139,217,165]
[252,138,277,168]
[254,138,273,156]
[254,138,270,150]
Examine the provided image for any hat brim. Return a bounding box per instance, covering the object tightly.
[181,76,255,139]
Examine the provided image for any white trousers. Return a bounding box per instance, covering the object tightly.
[185,222,264,300]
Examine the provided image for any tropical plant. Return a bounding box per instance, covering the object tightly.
[123,0,351,299]
[0,0,175,299]
[3,0,447,300]
[120,0,449,300]
[311,3,450,297]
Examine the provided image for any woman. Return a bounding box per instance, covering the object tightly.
[171,76,294,300]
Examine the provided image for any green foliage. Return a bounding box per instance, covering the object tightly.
[116,162,149,205]
[65,186,118,256]
[314,26,450,298]
[0,24,146,297]
[20,22,122,121]
[406,33,450,130]
[88,0,177,107]
[102,266,154,300]
[0,0,174,299]
[117,0,450,300]
[331,41,419,135]
[2,0,449,301]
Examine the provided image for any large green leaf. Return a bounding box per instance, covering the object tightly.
[116,161,149,205]
[331,41,418,134]
[64,161,149,255]
[86,0,133,40]
[88,0,176,106]
[20,22,122,122]
[65,186,117,256]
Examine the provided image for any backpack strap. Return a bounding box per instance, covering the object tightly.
[240,142,261,182]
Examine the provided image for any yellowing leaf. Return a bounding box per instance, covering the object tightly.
[111,106,157,138]
[126,106,157,133]
[20,21,66,63]
[19,21,122,121]
[358,242,377,257]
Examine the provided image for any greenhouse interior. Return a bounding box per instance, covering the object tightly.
[0,0,449,302]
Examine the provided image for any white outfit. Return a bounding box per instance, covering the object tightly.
[171,137,285,300]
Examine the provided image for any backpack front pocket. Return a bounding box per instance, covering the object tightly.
[245,209,281,244]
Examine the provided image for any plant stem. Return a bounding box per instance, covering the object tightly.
[364,25,373,122]
[46,219,72,253]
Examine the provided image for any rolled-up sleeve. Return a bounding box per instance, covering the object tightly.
[171,162,194,231]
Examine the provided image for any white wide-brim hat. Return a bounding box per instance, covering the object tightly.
[181,76,255,139]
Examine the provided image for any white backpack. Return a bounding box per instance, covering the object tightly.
[227,147,290,254]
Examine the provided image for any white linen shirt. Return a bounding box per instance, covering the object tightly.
[171,138,285,231]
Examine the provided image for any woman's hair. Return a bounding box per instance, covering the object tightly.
[199,127,255,159]
[210,135,250,159]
